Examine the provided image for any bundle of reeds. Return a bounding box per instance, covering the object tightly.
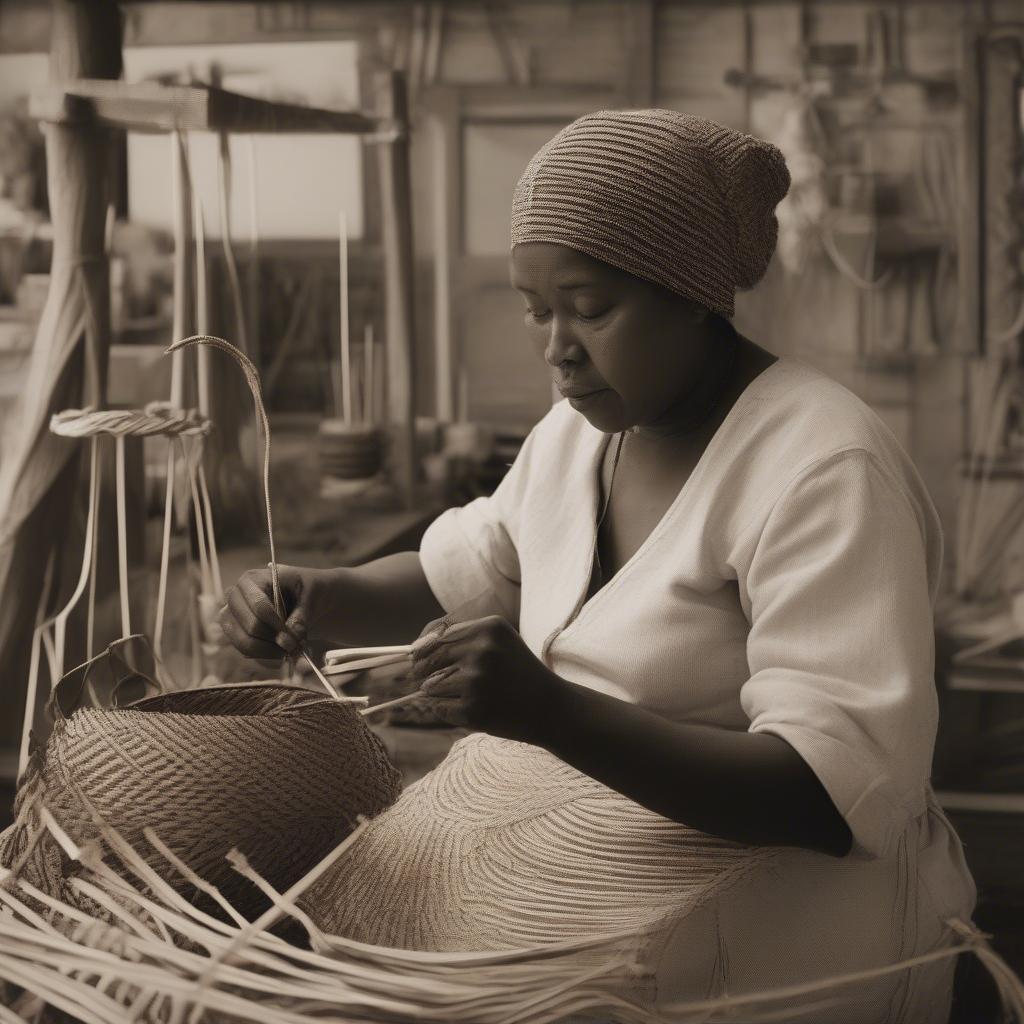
[2,803,1022,1024]
[0,805,661,1024]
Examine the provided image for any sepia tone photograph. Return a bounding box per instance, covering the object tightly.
[0,0,1021,1020]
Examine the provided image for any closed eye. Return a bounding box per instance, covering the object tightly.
[524,308,551,323]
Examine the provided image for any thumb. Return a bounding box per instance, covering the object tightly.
[267,563,310,645]
[412,613,452,657]
[411,590,497,657]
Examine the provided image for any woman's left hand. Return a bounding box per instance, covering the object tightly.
[408,615,565,744]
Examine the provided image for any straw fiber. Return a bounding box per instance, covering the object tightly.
[0,682,401,921]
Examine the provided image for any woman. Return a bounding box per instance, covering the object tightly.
[220,111,976,1022]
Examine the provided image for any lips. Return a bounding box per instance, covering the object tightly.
[557,385,605,400]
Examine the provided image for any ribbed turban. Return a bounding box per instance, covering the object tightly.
[510,109,791,319]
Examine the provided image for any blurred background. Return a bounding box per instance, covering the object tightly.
[0,0,1022,1007]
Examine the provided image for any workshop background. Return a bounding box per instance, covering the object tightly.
[0,0,1022,1013]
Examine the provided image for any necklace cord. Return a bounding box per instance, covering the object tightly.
[594,325,741,580]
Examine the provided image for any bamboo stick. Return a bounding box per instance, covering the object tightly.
[376,70,417,508]
[359,691,423,718]
[325,644,411,661]
[192,193,210,416]
[246,136,259,375]
[339,210,352,425]
[322,652,409,676]
[114,436,131,638]
[170,131,189,410]
[364,323,375,425]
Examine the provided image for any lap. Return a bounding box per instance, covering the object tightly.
[653,835,958,1023]
[304,734,960,1023]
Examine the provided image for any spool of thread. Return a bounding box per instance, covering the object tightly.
[422,452,450,489]
[318,420,384,481]
[416,416,442,459]
[443,421,493,462]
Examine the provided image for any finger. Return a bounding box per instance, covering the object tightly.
[238,573,288,636]
[419,665,461,698]
[410,618,481,660]
[418,695,470,728]
[219,612,287,661]
[225,583,276,644]
[408,643,451,679]
[408,635,478,681]
[282,606,308,650]
[411,614,452,656]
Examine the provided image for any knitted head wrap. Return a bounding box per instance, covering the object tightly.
[510,109,791,319]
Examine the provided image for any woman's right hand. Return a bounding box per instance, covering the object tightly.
[218,564,332,660]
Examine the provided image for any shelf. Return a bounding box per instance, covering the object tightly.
[936,790,1024,814]
[959,452,1024,481]
[30,78,398,137]
[947,668,1024,694]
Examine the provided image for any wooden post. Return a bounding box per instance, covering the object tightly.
[981,34,1022,357]
[376,70,418,508]
[622,0,655,108]
[0,0,122,751]
[959,20,983,362]
[429,94,457,423]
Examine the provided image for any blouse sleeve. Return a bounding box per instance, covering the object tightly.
[417,424,541,626]
[740,447,939,860]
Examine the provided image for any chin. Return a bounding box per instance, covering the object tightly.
[576,409,623,434]
[564,391,624,432]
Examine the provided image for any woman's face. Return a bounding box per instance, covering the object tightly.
[509,242,713,435]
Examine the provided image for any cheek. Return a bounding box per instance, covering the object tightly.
[589,322,677,402]
[527,327,548,361]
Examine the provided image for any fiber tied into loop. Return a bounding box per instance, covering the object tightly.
[164,335,282,618]
[50,404,212,439]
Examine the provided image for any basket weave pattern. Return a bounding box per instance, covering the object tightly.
[0,684,402,920]
[304,732,771,952]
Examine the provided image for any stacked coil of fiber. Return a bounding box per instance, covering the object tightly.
[317,421,385,480]
[303,732,769,953]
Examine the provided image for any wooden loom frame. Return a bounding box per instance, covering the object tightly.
[28,73,419,510]
[0,0,420,776]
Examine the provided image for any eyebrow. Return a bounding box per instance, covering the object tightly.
[511,281,599,294]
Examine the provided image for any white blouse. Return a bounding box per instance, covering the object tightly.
[418,356,975,951]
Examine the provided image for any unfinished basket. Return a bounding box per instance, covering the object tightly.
[1,656,402,922]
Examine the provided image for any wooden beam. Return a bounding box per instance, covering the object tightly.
[0,0,122,752]
[622,0,656,107]
[31,78,395,136]
[427,91,458,423]
[981,33,1023,356]
[376,70,418,509]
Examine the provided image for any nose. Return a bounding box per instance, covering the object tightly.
[542,316,585,369]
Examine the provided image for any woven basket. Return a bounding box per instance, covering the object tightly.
[1,662,401,921]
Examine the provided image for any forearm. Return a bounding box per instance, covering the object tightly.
[538,679,853,857]
[314,552,445,647]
